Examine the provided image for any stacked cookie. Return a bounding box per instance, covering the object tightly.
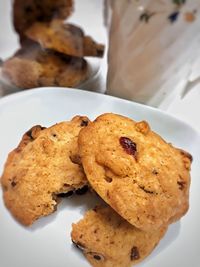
[0,113,192,267]
[1,0,104,89]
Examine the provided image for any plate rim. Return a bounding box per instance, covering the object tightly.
[0,86,199,138]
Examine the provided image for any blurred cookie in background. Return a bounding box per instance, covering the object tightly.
[2,43,89,89]
[25,20,104,58]
[13,0,74,43]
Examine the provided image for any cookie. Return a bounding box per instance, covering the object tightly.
[2,44,88,89]
[71,206,168,267]
[78,113,192,231]
[13,0,74,43]
[0,116,90,226]
[25,20,105,57]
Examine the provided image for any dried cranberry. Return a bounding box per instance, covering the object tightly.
[119,137,137,157]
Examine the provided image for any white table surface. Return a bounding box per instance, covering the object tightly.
[0,0,199,135]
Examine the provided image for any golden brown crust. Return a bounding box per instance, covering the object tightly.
[0,116,90,226]
[71,206,168,267]
[13,0,74,43]
[25,20,105,57]
[78,113,192,231]
[2,44,88,89]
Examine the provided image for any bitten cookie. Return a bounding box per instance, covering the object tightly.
[0,116,90,226]
[25,20,105,57]
[2,43,88,89]
[78,113,192,231]
[71,206,167,267]
[13,0,74,43]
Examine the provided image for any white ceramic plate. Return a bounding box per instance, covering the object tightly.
[0,88,199,267]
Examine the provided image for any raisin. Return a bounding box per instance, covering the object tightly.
[80,120,89,127]
[11,181,17,187]
[87,252,105,261]
[130,246,140,261]
[119,137,137,157]
[93,255,101,261]
[177,180,186,190]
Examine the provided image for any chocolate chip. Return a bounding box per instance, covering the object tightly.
[80,120,89,127]
[75,185,88,195]
[131,246,140,261]
[119,137,137,158]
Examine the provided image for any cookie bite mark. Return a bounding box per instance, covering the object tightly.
[119,137,137,158]
[0,116,89,226]
[71,206,167,267]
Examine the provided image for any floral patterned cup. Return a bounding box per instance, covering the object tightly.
[106,0,200,108]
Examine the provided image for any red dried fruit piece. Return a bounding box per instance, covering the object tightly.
[119,137,137,157]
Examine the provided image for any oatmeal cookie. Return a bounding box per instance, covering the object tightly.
[2,44,88,89]
[1,116,90,226]
[71,206,167,267]
[13,0,74,43]
[78,113,192,231]
[25,20,104,57]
